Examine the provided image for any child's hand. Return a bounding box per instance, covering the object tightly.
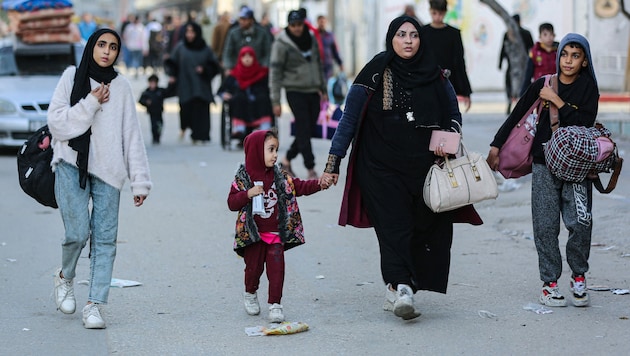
[247,185,264,199]
[319,173,338,190]
[222,93,232,101]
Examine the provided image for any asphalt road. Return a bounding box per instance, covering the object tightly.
[1,79,629,355]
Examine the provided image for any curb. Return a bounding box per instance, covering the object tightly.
[599,92,630,103]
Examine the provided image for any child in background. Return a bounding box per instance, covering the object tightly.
[138,74,173,144]
[488,33,599,308]
[227,129,330,323]
[218,46,273,145]
[520,23,558,96]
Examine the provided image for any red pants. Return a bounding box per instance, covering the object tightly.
[243,242,285,304]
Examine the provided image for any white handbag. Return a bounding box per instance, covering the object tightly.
[423,140,498,213]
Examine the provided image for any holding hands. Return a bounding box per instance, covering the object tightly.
[319,172,338,190]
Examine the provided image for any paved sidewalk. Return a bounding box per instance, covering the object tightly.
[1,72,628,355]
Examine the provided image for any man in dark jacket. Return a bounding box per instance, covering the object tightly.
[222,6,272,75]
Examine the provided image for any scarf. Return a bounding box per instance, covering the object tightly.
[243,130,275,190]
[230,46,269,90]
[353,16,450,129]
[69,28,120,189]
[183,22,207,51]
[285,24,312,52]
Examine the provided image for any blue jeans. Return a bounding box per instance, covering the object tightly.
[54,160,121,304]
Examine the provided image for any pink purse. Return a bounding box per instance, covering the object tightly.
[429,130,461,155]
[498,75,551,179]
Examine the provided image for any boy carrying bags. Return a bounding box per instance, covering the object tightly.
[488,33,599,308]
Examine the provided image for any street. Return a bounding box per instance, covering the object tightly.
[1,85,630,355]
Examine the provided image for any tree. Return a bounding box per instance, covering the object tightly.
[480,0,528,98]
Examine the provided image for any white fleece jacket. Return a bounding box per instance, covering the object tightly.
[48,66,152,196]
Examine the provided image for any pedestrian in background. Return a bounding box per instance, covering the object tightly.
[122,14,146,78]
[520,23,558,96]
[218,46,273,143]
[138,74,174,144]
[211,11,232,71]
[316,14,343,80]
[401,3,422,25]
[269,9,327,180]
[222,6,272,75]
[320,16,482,321]
[499,14,533,113]
[227,129,327,323]
[487,33,599,308]
[47,28,152,329]
[165,21,219,144]
[78,12,97,42]
[422,0,473,112]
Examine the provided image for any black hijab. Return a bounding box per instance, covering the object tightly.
[183,22,207,50]
[69,28,121,189]
[354,16,450,129]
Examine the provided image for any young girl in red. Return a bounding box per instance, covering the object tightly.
[227,129,329,322]
[219,46,274,143]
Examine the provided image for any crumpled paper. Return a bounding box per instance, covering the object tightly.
[245,322,309,336]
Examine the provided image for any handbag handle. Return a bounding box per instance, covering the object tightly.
[547,74,560,132]
[443,139,481,188]
[592,153,623,194]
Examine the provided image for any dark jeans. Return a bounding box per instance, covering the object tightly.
[149,113,163,143]
[285,91,320,169]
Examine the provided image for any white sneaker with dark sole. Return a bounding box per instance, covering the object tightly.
[570,275,590,307]
[539,282,568,307]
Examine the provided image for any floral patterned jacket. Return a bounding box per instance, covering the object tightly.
[229,164,320,257]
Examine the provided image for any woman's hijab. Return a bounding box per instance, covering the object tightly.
[230,46,269,90]
[69,28,121,189]
[184,22,207,50]
[354,16,450,129]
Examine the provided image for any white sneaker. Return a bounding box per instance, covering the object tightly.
[268,303,284,323]
[570,275,590,307]
[539,282,568,307]
[393,284,420,320]
[244,292,260,315]
[383,284,422,320]
[383,285,397,312]
[53,268,75,314]
[82,303,106,329]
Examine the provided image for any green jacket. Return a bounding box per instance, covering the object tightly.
[269,30,326,106]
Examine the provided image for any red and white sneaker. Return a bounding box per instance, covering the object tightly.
[539,282,567,307]
[570,275,590,307]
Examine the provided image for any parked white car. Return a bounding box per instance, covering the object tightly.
[0,37,83,147]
